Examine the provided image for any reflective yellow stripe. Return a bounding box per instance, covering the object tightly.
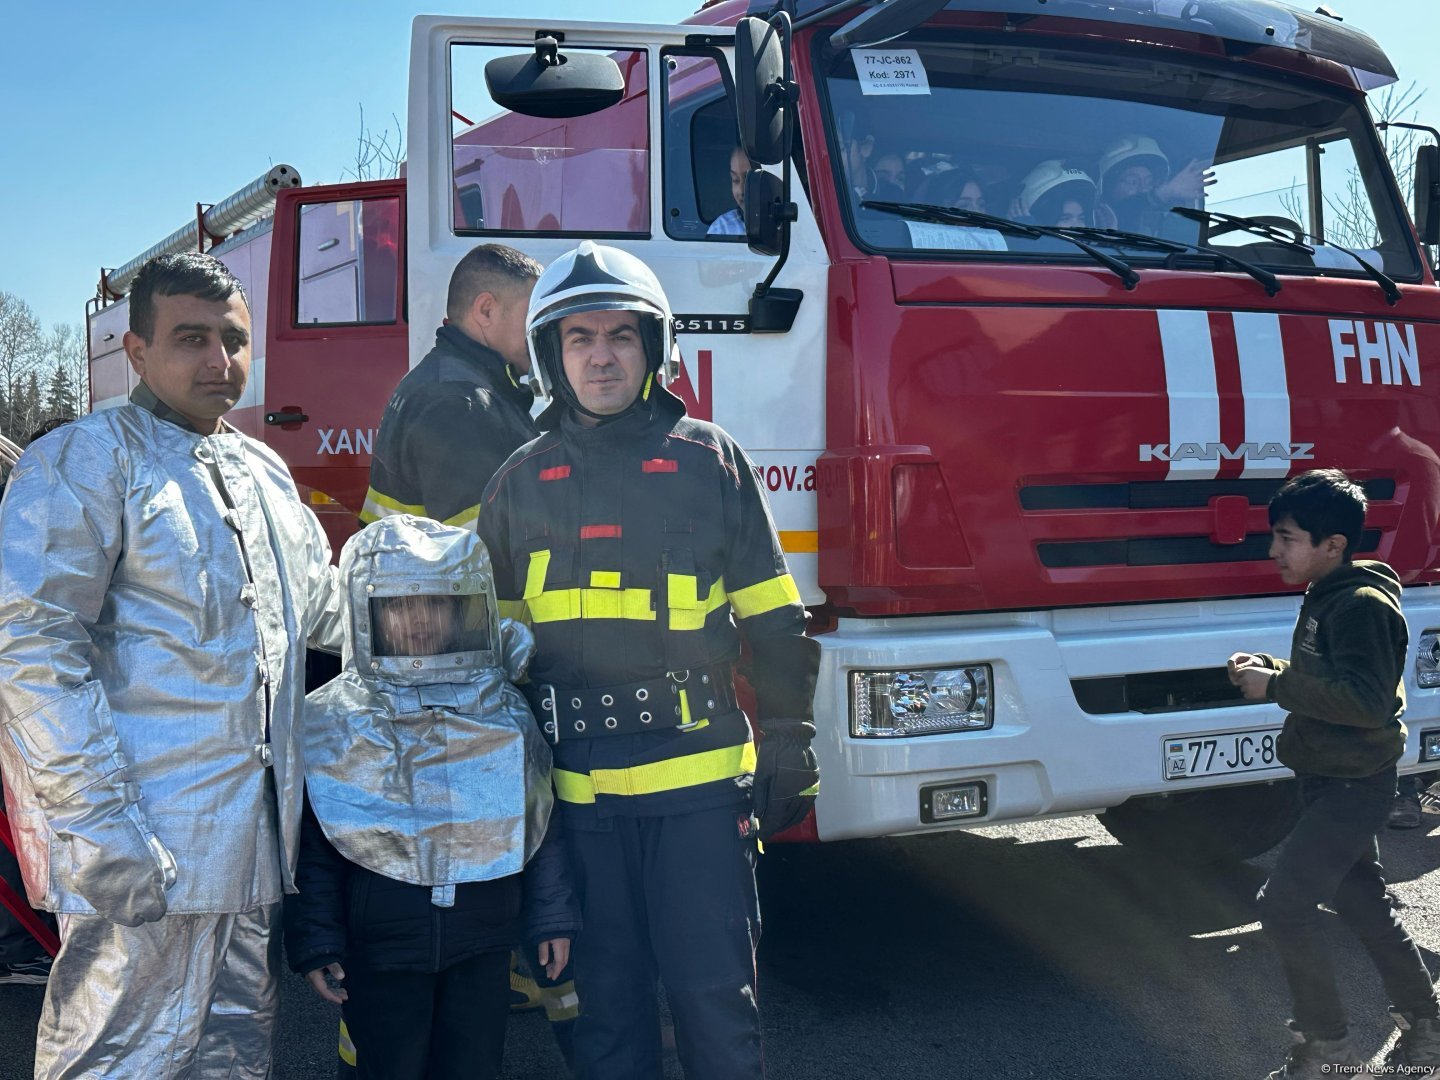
[529,588,656,623]
[509,961,543,1010]
[779,530,819,553]
[668,577,729,631]
[524,550,552,600]
[441,503,480,528]
[553,742,758,804]
[590,570,621,589]
[728,573,801,619]
[678,687,692,726]
[360,487,425,524]
[542,980,581,1022]
[338,1020,357,1067]
[668,573,700,608]
[497,599,530,624]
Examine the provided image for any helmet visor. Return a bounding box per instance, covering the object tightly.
[530,294,666,337]
[369,591,492,658]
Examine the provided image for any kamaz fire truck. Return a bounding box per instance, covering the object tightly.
[87,0,1440,860]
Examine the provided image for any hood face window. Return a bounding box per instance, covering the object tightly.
[369,591,493,658]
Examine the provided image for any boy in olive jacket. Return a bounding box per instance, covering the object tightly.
[1230,469,1440,1080]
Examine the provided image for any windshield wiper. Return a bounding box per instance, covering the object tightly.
[1170,207,1401,306]
[863,200,1140,290]
[1059,226,1281,297]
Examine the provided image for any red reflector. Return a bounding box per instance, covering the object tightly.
[1210,494,1250,546]
[580,525,622,539]
[539,465,571,481]
[642,459,678,473]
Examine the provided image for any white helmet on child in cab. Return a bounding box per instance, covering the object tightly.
[1017,160,1097,221]
[1098,134,1169,190]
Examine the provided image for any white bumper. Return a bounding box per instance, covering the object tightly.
[812,588,1440,841]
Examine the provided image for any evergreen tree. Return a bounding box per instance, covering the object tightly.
[45,322,89,418]
[44,364,78,422]
[17,369,42,441]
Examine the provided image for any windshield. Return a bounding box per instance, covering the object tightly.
[821,35,1420,281]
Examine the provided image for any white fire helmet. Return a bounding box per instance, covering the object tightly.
[1017,160,1097,221]
[525,241,678,417]
[1098,134,1169,190]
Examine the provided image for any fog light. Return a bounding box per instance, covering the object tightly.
[1416,631,1440,688]
[851,665,993,737]
[920,781,987,823]
[1421,730,1440,763]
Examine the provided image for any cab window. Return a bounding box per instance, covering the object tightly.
[449,44,650,237]
[295,196,402,325]
[663,50,744,242]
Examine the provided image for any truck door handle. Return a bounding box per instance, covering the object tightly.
[265,409,309,426]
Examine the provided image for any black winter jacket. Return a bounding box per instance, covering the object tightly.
[283,796,578,975]
[361,325,537,528]
[1259,560,1409,778]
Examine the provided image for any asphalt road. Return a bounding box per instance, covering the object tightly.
[0,812,1436,1079]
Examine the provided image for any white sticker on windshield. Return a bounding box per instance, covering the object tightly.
[905,221,1009,252]
[853,49,931,96]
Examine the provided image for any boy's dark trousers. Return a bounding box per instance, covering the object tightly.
[1257,765,1438,1038]
[341,948,511,1080]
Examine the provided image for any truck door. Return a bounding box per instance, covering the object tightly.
[407,16,828,602]
[264,179,407,551]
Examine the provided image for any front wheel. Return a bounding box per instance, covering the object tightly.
[1099,780,1299,865]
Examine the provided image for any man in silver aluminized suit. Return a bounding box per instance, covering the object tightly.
[0,252,341,1079]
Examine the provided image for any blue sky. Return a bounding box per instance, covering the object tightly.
[2,0,1436,333]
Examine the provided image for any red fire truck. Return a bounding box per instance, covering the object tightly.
[88,0,1440,860]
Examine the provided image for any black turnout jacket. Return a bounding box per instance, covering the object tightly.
[478,388,819,825]
[362,325,537,529]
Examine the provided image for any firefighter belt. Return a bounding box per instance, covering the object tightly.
[526,665,737,742]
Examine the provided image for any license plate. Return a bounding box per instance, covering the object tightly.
[1163,728,1281,780]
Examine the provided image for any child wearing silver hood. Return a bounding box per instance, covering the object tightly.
[284,516,576,1080]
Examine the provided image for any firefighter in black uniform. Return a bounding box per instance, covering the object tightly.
[479,242,820,1080]
[362,243,542,529]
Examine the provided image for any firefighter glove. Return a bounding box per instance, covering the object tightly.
[67,800,175,927]
[754,719,819,841]
[500,618,536,684]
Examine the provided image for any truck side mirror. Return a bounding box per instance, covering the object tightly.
[484,35,624,119]
[735,17,785,166]
[1416,144,1440,247]
[744,169,785,257]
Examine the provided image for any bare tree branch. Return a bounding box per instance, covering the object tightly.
[45,322,89,417]
[341,104,406,182]
[0,292,43,442]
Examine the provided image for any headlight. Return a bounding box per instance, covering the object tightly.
[1417,630,1440,688]
[850,665,993,737]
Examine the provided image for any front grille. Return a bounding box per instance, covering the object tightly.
[1037,528,1380,569]
[1020,478,1396,511]
[1072,667,1255,715]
